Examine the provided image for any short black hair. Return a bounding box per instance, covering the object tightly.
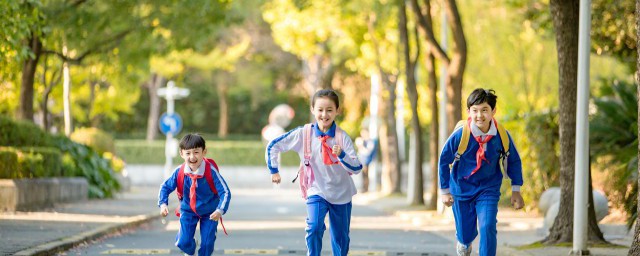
[467,88,497,110]
[179,133,206,150]
[311,89,340,109]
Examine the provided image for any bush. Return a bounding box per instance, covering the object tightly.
[115,139,300,166]
[0,115,53,147]
[18,147,62,177]
[103,152,125,173]
[500,111,560,210]
[0,147,19,178]
[53,135,120,198]
[0,115,121,198]
[70,127,115,155]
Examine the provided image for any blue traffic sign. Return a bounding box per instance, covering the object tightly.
[159,113,183,135]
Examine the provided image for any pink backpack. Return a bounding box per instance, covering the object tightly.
[294,123,343,199]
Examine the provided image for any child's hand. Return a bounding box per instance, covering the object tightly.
[441,194,454,207]
[511,191,525,210]
[160,204,169,217]
[210,211,222,221]
[332,145,342,156]
[271,173,281,184]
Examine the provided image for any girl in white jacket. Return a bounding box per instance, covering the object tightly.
[265,89,362,256]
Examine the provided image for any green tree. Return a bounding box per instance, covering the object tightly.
[510,0,636,69]
[411,0,467,132]
[399,0,424,205]
[6,0,232,125]
[262,0,357,97]
[542,0,605,245]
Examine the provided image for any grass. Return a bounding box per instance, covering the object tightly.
[517,241,628,250]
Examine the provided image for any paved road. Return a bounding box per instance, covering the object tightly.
[62,166,454,255]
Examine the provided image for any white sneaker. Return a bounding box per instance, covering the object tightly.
[183,239,198,256]
[456,242,472,256]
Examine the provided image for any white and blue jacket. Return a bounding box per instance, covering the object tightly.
[266,122,363,204]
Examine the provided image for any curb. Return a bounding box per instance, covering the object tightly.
[13,212,161,256]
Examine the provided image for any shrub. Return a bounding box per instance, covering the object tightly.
[590,80,638,227]
[0,147,19,178]
[500,110,560,210]
[18,147,62,177]
[103,152,125,173]
[0,115,53,147]
[115,139,299,166]
[70,127,115,155]
[53,135,120,198]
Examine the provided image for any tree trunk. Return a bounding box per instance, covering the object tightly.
[19,34,42,122]
[302,54,333,97]
[413,0,440,210]
[217,76,229,138]
[543,0,580,245]
[628,1,640,254]
[87,81,97,125]
[427,49,439,210]
[368,12,402,195]
[62,60,73,136]
[443,0,467,132]
[40,55,60,132]
[379,92,402,195]
[41,69,60,132]
[544,0,604,244]
[146,73,164,141]
[411,0,466,133]
[400,0,424,205]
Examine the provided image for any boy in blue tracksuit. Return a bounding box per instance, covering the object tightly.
[439,89,524,256]
[158,133,231,256]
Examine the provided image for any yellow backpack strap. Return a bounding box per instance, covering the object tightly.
[455,119,469,161]
[496,122,509,154]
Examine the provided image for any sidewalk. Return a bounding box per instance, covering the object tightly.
[0,180,634,255]
[355,191,634,256]
[0,186,160,256]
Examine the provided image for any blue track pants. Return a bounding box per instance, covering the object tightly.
[452,194,499,256]
[305,195,352,256]
[175,210,219,256]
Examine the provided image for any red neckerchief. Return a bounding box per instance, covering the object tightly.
[186,173,203,216]
[464,118,493,179]
[319,135,339,165]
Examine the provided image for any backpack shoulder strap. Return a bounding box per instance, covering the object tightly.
[203,158,218,196]
[456,119,470,160]
[494,119,510,153]
[176,164,186,200]
[334,125,344,148]
[303,123,313,160]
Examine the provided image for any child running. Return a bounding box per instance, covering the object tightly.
[439,88,524,256]
[265,89,363,256]
[158,133,231,256]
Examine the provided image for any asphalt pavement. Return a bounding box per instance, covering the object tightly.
[0,166,633,256]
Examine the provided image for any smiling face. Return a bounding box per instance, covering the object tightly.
[467,102,496,133]
[180,147,207,171]
[311,97,339,132]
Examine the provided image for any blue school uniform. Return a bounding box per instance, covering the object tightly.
[158,160,231,256]
[438,120,523,256]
